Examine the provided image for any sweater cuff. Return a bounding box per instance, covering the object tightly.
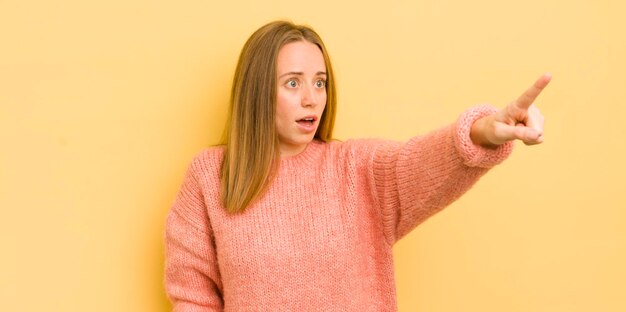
[454,105,514,168]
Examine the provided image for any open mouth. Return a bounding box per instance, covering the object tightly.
[296,117,316,126]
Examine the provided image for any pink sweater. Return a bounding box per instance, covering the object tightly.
[164,105,513,311]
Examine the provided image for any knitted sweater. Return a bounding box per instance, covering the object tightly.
[164,106,513,311]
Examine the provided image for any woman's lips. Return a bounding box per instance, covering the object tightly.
[296,116,317,132]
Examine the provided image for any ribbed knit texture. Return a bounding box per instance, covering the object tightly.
[164,105,513,311]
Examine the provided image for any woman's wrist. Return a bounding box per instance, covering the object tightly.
[470,115,499,149]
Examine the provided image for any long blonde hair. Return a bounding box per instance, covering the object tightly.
[221,20,337,214]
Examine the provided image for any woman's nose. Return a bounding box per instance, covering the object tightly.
[301,85,317,107]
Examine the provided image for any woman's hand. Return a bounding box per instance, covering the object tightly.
[470,73,552,148]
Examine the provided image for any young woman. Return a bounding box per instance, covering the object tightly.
[164,20,550,311]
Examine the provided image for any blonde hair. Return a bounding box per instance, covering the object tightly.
[220,20,337,214]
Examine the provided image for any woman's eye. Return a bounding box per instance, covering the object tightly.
[315,80,326,88]
[287,80,298,88]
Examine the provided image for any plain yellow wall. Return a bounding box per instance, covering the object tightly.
[1,0,625,311]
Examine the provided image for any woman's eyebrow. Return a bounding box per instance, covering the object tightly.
[278,71,327,78]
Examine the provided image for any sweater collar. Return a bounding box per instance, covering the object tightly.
[279,139,325,169]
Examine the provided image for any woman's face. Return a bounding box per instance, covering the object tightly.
[275,40,327,157]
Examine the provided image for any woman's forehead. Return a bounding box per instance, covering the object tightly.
[276,41,326,75]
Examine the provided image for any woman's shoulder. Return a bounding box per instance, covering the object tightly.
[327,137,400,155]
[186,145,225,176]
[320,138,402,167]
[194,145,225,160]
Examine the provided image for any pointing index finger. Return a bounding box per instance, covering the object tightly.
[515,73,552,109]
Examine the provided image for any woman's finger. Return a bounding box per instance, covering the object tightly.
[494,122,542,145]
[515,124,543,145]
[524,105,545,138]
[515,73,552,110]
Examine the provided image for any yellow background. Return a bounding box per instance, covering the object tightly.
[1,0,624,311]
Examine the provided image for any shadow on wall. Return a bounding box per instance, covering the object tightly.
[153,216,172,311]
[151,169,180,311]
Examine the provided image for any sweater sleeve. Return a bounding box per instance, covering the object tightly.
[371,105,514,245]
[164,156,224,311]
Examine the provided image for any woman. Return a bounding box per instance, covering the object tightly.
[164,20,550,311]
